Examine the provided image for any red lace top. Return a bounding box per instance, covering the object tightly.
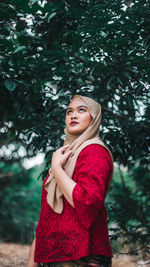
[34,144,113,263]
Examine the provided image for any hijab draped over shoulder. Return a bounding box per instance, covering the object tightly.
[44,95,113,214]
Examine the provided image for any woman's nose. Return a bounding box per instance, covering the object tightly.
[71,111,78,118]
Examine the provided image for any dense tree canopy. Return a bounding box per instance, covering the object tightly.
[1,0,150,165]
[0,0,150,252]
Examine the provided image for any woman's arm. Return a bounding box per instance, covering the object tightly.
[26,237,38,267]
[52,144,113,228]
[52,166,76,208]
[71,144,113,228]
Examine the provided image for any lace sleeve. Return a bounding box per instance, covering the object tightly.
[72,144,112,229]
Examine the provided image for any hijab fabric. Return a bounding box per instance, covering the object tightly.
[44,95,113,214]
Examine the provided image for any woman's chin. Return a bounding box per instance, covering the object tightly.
[68,129,86,136]
[66,125,86,136]
[67,129,81,136]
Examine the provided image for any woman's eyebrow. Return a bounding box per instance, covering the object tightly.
[66,105,87,111]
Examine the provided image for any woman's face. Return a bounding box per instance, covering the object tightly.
[65,98,93,136]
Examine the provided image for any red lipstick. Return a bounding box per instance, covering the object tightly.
[70,121,79,125]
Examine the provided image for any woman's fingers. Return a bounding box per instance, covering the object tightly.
[62,145,70,149]
[62,150,72,162]
[59,145,71,154]
[51,145,72,169]
[64,149,72,155]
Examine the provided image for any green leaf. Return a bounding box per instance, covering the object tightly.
[31,0,39,4]
[13,46,26,54]
[47,12,57,23]
[4,79,17,91]
[117,77,123,86]
[42,3,52,12]
[0,56,5,63]
[123,72,131,79]
[15,79,26,85]
[106,76,115,89]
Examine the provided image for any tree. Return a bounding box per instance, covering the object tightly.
[0,0,149,250]
[0,162,42,243]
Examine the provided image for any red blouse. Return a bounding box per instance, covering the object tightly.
[34,144,113,263]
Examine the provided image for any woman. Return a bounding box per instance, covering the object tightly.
[26,95,113,267]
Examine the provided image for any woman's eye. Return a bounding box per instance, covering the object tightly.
[66,108,86,115]
[79,108,85,112]
[66,110,72,114]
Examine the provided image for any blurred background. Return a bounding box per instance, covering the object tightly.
[0,0,150,266]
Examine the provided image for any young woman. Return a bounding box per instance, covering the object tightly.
[26,95,113,267]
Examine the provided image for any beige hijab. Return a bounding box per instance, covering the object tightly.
[44,95,113,214]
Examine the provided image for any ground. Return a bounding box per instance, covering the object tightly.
[0,243,149,267]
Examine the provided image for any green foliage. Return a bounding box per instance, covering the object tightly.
[0,0,150,251]
[0,0,149,165]
[107,165,150,253]
[0,162,42,243]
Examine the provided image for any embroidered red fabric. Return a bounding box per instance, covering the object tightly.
[34,144,113,263]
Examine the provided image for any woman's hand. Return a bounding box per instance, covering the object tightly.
[26,237,38,267]
[51,145,72,175]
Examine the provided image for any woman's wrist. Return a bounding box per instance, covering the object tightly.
[51,164,62,177]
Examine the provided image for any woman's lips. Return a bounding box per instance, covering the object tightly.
[70,121,79,125]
